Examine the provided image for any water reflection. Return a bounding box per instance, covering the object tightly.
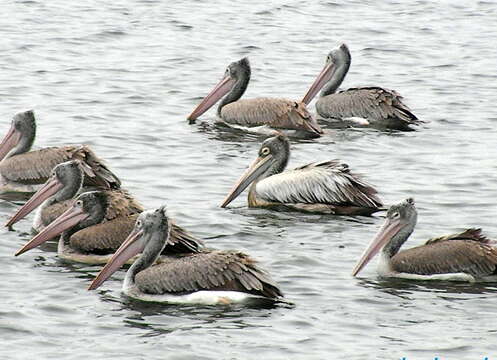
[357,277,497,297]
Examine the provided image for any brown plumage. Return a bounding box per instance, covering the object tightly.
[391,229,497,277]
[0,145,120,188]
[16,192,203,264]
[39,199,74,226]
[187,57,322,136]
[71,213,200,255]
[37,188,142,230]
[136,250,282,298]
[221,98,316,132]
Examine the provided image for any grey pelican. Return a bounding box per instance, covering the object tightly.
[302,44,421,131]
[221,134,382,215]
[0,110,120,200]
[15,191,202,264]
[5,160,130,233]
[187,57,323,138]
[88,206,283,305]
[352,198,497,281]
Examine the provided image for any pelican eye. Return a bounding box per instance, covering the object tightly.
[136,220,142,227]
[75,200,83,207]
[261,147,270,156]
[392,212,400,219]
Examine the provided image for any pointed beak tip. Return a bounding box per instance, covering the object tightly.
[87,284,96,291]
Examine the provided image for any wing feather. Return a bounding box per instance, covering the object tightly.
[0,145,121,188]
[317,87,420,127]
[221,98,315,130]
[135,250,282,298]
[103,189,143,220]
[0,146,76,183]
[391,239,497,277]
[255,160,382,208]
[70,214,202,254]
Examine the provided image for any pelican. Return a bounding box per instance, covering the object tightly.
[352,198,497,281]
[187,57,323,138]
[5,160,133,233]
[302,44,421,131]
[0,110,120,200]
[15,191,202,264]
[88,206,284,305]
[221,134,382,215]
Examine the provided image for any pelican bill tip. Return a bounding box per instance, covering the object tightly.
[87,283,97,291]
[14,248,26,257]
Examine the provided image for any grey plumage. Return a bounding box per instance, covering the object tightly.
[316,87,422,128]
[391,229,497,277]
[303,44,419,130]
[316,87,420,129]
[135,250,282,299]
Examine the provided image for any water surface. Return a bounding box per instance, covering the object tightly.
[1,1,497,359]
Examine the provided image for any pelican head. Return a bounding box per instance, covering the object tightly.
[5,160,85,228]
[221,134,290,208]
[352,198,417,276]
[187,57,251,121]
[88,206,171,290]
[302,43,352,104]
[15,191,108,256]
[0,110,36,161]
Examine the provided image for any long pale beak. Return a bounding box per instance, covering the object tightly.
[5,176,64,228]
[351,217,405,276]
[302,62,336,105]
[0,124,21,161]
[88,228,144,290]
[187,75,236,121]
[15,204,89,256]
[220,154,274,208]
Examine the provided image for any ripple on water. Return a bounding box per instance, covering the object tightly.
[1,1,497,359]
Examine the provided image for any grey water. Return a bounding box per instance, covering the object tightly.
[1,1,497,359]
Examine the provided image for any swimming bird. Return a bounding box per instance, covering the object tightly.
[88,206,283,305]
[15,191,202,264]
[5,160,128,233]
[187,57,323,137]
[221,134,382,215]
[0,110,120,200]
[352,198,497,281]
[302,44,420,131]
